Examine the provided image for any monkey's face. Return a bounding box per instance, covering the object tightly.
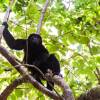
[28,33,42,45]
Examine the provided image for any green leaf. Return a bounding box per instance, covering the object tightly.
[91,46,100,55]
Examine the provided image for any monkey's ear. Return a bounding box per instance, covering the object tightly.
[2,22,8,28]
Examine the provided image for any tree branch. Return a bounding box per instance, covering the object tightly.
[45,73,75,100]
[0,0,15,42]
[36,0,50,34]
[53,76,74,100]
[0,76,28,100]
[94,67,100,84]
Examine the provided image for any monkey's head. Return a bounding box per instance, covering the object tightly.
[28,33,42,45]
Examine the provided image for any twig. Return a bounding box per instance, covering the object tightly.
[94,67,100,84]
[96,67,100,75]
[15,64,44,78]
[87,40,93,55]
[36,0,50,34]
[0,76,28,100]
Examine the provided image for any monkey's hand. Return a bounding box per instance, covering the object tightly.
[33,60,41,67]
[2,22,8,29]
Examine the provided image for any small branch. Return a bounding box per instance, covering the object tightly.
[0,76,28,100]
[36,0,50,34]
[94,67,100,84]
[96,67,100,76]
[15,64,44,77]
[3,0,15,22]
[87,40,93,55]
[0,0,15,42]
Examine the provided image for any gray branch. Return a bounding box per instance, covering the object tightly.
[45,73,75,100]
[0,76,28,100]
[36,0,50,34]
[0,0,14,42]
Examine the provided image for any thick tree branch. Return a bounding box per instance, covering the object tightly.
[77,85,100,100]
[0,45,62,100]
[36,0,50,34]
[0,76,28,100]
[45,73,75,100]
[53,76,75,100]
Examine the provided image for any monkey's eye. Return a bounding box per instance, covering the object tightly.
[29,36,37,42]
[33,37,38,41]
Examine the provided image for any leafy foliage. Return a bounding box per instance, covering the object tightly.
[0,0,99,99]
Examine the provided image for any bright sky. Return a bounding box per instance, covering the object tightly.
[62,0,74,10]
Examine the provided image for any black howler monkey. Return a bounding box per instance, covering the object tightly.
[2,22,60,90]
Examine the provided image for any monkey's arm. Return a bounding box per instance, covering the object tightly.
[3,23,26,50]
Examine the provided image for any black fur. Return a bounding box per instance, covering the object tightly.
[3,22,60,90]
